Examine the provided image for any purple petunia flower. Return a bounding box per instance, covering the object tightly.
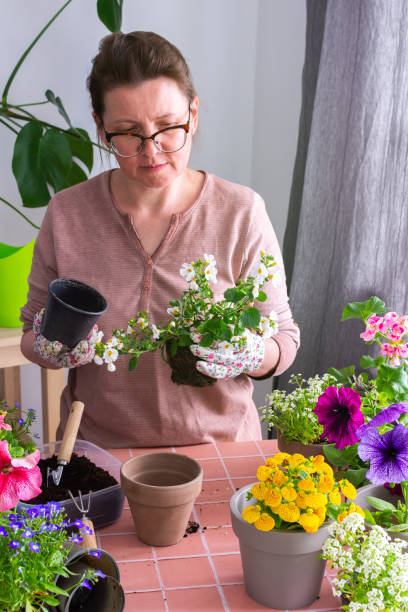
[358,424,408,484]
[314,386,364,449]
[357,403,408,438]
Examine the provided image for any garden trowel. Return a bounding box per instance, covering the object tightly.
[47,400,85,486]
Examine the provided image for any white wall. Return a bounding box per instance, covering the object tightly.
[0,0,306,442]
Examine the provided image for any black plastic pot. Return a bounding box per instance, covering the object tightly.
[41,278,107,348]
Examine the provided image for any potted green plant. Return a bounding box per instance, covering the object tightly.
[94,252,280,386]
[321,512,408,611]
[260,372,339,456]
[229,450,361,609]
[0,0,122,327]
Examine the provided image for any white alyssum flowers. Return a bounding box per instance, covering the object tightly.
[322,513,408,611]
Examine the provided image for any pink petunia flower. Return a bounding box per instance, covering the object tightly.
[314,386,364,449]
[0,440,42,512]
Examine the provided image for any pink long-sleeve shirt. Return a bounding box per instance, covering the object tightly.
[21,170,299,448]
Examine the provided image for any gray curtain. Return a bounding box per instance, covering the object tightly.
[279,0,408,387]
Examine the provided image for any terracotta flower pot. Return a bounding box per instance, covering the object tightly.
[230,483,328,609]
[277,432,327,458]
[120,452,203,546]
[355,482,408,542]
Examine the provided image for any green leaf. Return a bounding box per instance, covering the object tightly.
[365,496,397,512]
[360,355,377,369]
[66,128,93,172]
[12,121,50,207]
[207,318,221,333]
[364,508,376,525]
[64,161,88,188]
[322,443,358,468]
[343,467,367,488]
[326,365,355,385]
[256,290,267,302]
[45,89,72,127]
[178,334,191,347]
[200,333,214,347]
[42,582,70,596]
[387,523,408,532]
[128,356,138,371]
[97,0,123,31]
[341,296,386,322]
[375,363,408,403]
[38,128,72,192]
[170,340,178,357]
[239,307,261,328]
[221,325,233,341]
[223,288,246,303]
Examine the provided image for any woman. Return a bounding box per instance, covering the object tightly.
[20,31,299,448]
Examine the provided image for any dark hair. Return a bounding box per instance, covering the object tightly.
[87,31,197,118]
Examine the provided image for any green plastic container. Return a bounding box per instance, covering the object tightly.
[0,239,36,327]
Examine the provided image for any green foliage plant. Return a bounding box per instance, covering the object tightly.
[0,0,123,230]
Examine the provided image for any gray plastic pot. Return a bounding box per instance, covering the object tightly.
[121,452,203,546]
[230,483,328,610]
[51,544,124,612]
[355,482,408,542]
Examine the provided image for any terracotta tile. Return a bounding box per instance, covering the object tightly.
[231,477,257,491]
[174,443,218,459]
[211,553,243,584]
[256,439,278,456]
[124,590,166,611]
[157,556,215,588]
[223,584,284,610]
[203,526,240,554]
[198,458,228,479]
[223,456,264,478]
[164,586,224,610]
[195,502,231,527]
[197,479,234,503]
[106,448,132,461]
[154,531,206,557]
[216,440,261,457]
[98,533,153,561]
[118,560,160,591]
[298,577,341,610]
[98,508,136,535]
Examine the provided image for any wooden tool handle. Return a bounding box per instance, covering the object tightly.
[80,518,97,549]
[58,401,84,463]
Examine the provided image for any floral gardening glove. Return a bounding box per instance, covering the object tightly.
[33,309,102,368]
[189,329,265,379]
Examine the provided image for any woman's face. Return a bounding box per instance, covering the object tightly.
[97,77,198,190]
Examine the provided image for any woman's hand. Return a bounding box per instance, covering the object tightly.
[33,309,100,369]
[189,329,265,379]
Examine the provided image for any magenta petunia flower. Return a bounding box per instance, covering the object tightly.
[357,403,408,438]
[358,425,408,484]
[0,440,42,512]
[314,386,364,449]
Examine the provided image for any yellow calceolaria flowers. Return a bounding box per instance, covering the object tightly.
[241,451,363,533]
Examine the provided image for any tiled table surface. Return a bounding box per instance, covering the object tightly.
[99,439,342,612]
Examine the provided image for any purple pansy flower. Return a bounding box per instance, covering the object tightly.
[314,386,364,449]
[357,402,408,438]
[358,424,408,484]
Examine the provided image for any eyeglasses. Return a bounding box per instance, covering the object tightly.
[103,108,191,158]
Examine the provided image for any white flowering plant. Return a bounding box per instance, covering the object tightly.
[321,512,408,611]
[93,252,280,384]
[260,373,339,444]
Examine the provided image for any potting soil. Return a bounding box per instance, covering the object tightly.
[27,452,118,503]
